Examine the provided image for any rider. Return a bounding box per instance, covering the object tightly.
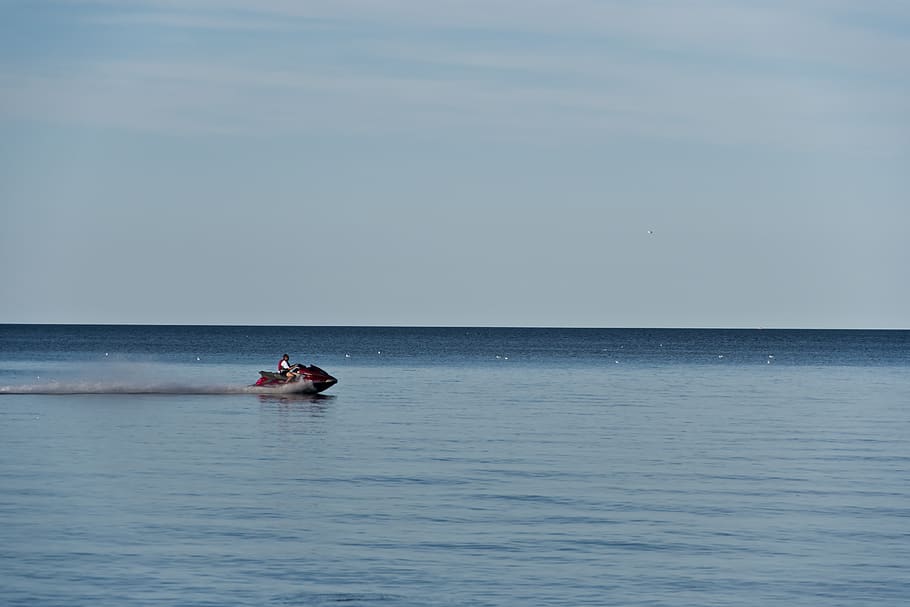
[278,354,299,382]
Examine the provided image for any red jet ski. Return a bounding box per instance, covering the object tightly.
[253,364,338,394]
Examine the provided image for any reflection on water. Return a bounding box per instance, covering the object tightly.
[257,392,335,405]
[256,393,336,439]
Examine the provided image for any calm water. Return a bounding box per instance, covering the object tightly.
[1,326,909,606]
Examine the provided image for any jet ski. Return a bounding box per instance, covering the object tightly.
[253,364,338,394]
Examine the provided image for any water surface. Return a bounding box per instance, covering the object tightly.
[2,326,909,606]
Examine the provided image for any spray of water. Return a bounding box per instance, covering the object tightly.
[1,360,325,395]
[0,380,320,395]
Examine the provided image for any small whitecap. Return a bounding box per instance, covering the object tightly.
[345,353,351,358]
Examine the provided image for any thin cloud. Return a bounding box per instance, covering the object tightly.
[3,55,903,153]
[7,0,909,152]
[84,11,297,32]
[60,0,910,69]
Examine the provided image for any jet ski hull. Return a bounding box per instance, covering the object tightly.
[253,365,338,394]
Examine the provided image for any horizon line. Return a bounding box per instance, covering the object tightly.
[1,323,907,331]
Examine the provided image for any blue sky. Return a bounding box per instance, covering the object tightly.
[1,0,908,327]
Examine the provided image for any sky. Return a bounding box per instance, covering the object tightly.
[1,0,908,328]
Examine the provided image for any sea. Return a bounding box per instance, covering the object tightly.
[1,325,908,607]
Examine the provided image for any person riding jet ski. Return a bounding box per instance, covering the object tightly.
[278,353,301,383]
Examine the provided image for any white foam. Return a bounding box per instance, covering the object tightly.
[1,381,254,395]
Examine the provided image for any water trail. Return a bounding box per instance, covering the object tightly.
[0,381,317,395]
